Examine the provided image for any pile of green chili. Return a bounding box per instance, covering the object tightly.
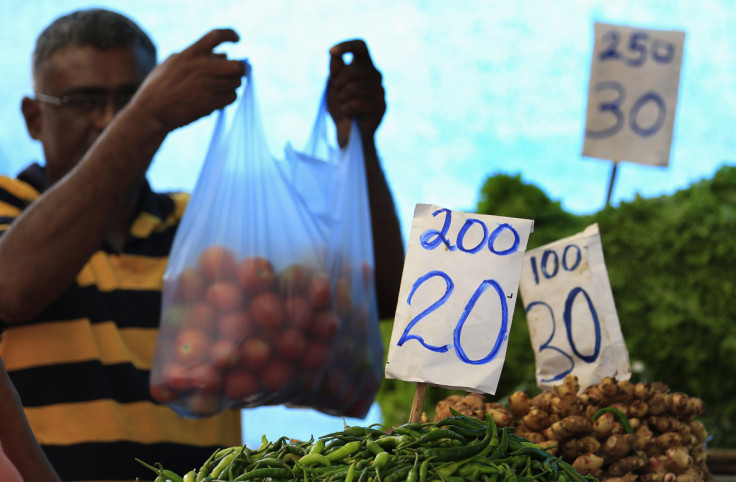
[136,409,597,482]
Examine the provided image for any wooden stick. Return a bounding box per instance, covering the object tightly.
[408,382,427,423]
[606,160,619,207]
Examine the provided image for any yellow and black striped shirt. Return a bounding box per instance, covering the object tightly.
[0,164,241,481]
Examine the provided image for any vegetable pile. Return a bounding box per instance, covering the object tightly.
[137,410,594,481]
[432,375,712,482]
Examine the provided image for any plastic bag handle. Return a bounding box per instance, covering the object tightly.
[303,83,338,159]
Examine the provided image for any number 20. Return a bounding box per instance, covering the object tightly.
[397,270,509,365]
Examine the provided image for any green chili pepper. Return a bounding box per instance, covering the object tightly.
[195,449,219,482]
[373,435,408,450]
[446,408,486,426]
[383,466,412,482]
[308,465,353,476]
[423,413,495,462]
[510,446,555,463]
[323,426,384,439]
[326,441,363,461]
[435,459,468,477]
[405,428,467,448]
[372,451,391,470]
[234,467,293,480]
[488,426,508,459]
[299,452,332,467]
[458,462,502,477]
[591,406,633,434]
[210,446,244,479]
[405,453,420,482]
[345,462,357,482]
[310,438,326,454]
[557,461,586,482]
[419,457,433,482]
[182,470,196,482]
[253,457,290,469]
[365,436,386,456]
[395,422,428,431]
[135,459,184,482]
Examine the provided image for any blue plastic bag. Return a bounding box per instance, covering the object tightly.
[150,61,383,420]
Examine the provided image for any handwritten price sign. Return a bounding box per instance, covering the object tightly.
[583,22,685,167]
[385,204,533,394]
[519,224,630,392]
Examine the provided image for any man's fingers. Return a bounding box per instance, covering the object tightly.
[329,38,375,75]
[329,39,371,60]
[186,28,240,56]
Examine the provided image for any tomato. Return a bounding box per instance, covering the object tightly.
[361,370,382,393]
[162,361,191,391]
[249,292,284,331]
[335,278,352,315]
[150,382,178,403]
[175,329,210,364]
[161,305,187,333]
[180,301,217,330]
[188,363,223,392]
[308,272,332,309]
[278,263,313,295]
[206,282,244,311]
[310,311,339,342]
[298,372,321,394]
[176,267,206,300]
[262,360,293,392]
[240,337,271,369]
[361,262,374,287]
[186,390,221,417]
[209,339,241,369]
[223,370,259,400]
[275,328,307,361]
[236,256,276,295]
[337,385,358,409]
[217,310,254,341]
[334,336,356,365]
[283,296,313,330]
[198,245,237,282]
[324,368,346,394]
[302,341,331,369]
[343,395,373,418]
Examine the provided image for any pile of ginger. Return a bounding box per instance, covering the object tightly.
[432,375,712,482]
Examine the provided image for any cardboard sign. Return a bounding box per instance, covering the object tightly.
[385,204,533,394]
[583,22,685,167]
[519,224,630,392]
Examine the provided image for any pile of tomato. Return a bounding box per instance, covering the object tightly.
[149,245,383,419]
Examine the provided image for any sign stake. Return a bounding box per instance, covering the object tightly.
[606,161,618,207]
[408,382,427,423]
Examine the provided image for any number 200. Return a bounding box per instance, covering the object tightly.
[396,210,523,365]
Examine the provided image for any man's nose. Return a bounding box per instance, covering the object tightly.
[91,97,121,130]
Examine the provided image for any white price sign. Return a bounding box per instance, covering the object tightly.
[519,224,630,392]
[385,204,534,394]
[583,22,685,167]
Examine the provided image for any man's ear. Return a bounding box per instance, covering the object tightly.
[21,97,43,140]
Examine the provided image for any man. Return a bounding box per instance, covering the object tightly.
[0,8,404,481]
[0,356,60,482]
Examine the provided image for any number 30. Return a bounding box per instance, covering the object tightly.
[525,286,601,382]
[586,81,666,139]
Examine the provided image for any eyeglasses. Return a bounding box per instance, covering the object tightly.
[34,89,137,116]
